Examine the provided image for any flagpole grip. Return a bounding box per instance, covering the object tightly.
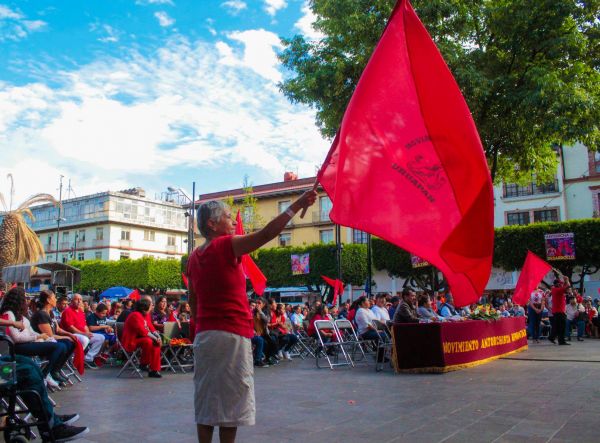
[299,180,319,219]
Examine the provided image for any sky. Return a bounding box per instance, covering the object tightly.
[0,0,327,205]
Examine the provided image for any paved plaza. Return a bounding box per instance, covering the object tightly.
[46,340,600,443]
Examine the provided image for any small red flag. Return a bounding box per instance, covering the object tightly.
[235,210,267,295]
[129,289,141,301]
[322,275,344,306]
[318,0,494,307]
[72,338,85,375]
[512,251,553,306]
[182,272,189,289]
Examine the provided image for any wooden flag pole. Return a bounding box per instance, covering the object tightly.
[299,179,319,219]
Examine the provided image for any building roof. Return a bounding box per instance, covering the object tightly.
[196,176,319,204]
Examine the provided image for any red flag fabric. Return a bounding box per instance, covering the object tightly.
[182,272,189,289]
[322,275,344,306]
[512,251,553,306]
[129,289,141,301]
[235,211,267,295]
[318,0,494,307]
[72,338,85,375]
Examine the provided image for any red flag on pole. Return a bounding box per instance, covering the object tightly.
[235,210,267,295]
[129,289,141,301]
[321,275,344,306]
[512,251,553,306]
[317,0,494,307]
[181,272,189,289]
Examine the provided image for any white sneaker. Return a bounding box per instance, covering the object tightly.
[45,374,59,388]
[283,352,292,361]
[276,351,283,360]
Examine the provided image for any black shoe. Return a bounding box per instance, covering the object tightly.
[558,342,571,345]
[84,361,98,369]
[139,364,149,371]
[56,413,79,425]
[567,336,572,341]
[577,337,584,342]
[148,370,162,378]
[46,424,89,442]
[254,361,269,368]
[548,338,556,344]
[52,372,69,384]
[267,357,279,365]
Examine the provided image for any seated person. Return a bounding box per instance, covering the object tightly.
[60,293,105,369]
[177,301,191,322]
[87,303,116,346]
[393,288,419,323]
[290,305,304,333]
[306,304,333,340]
[439,294,462,320]
[417,294,443,322]
[355,296,387,361]
[371,294,391,323]
[54,296,68,320]
[565,296,585,341]
[31,290,78,384]
[0,287,67,387]
[253,299,278,365]
[108,302,123,320]
[122,298,162,378]
[269,303,298,361]
[116,298,135,322]
[0,326,89,440]
[151,296,170,332]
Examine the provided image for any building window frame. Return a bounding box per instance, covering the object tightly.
[95,227,104,241]
[506,211,530,226]
[352,229,369,244]
[319,229,334,244]
[121,230,130,241]
[144,230,156,241]
[278,232,291,247]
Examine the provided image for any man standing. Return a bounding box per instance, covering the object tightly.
[60,294,105,368]
[371,294,391,323]
[548,275,571,345]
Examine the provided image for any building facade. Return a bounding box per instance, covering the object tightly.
[27,188,188,262]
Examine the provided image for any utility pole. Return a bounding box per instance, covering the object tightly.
[72,233,78,261]
[190,181,196,256]
[366,233,372,296]
[335,224,342,306]
[55,175,64,262]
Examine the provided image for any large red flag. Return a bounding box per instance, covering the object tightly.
[512,251,552,306]
[321,275,344,306]
[235,211,267,295]
[181,272,189,289]
[318,0,494,307]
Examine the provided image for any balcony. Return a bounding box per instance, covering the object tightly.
[502,180,560,199]
[92,239,105,247]
[312,210,332,225]
[120,239,132,248]
[166,245,178,254]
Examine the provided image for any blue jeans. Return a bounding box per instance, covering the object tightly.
[566,319,584,339]
[278,333,298,352]
[14,341,66,377]
[527,306,542,340]
[251,336,265,363]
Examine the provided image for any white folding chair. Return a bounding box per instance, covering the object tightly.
[314,320,352,370]
[334,319,371,366]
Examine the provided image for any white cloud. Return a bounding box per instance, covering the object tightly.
[0,5,47,41]
[264,0,287,16]
[295,1,324,41]
[154,11,175,27]
[136,0,174,6]
[221,1,247,15]
[0,36,328,203]
[89,23,120,43]
[206,18,217,36]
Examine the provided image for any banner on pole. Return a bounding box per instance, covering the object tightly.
[411,254,430,268]
[291,253,310,275]
[544,233,575,261]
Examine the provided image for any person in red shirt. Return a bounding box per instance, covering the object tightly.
[188,191,316,443]
[121,298,162,378]
[267,303,298,361]
[548,275,571,345]
[59,294,105,368]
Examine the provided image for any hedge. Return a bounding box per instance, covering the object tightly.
[70,257,183,292]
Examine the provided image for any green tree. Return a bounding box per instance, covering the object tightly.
[223,175,265,233]
[279,0,600,182]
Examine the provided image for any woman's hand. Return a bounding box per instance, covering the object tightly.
[38,333,49,340]
[291,190,318,212]
[12,320,25,331]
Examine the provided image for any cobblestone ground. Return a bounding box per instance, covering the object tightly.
[42,339,600,443]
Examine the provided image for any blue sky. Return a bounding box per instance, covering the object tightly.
[0,0,327,203]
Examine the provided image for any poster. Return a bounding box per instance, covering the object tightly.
[411,254,430,268]
[544,233,575,261]
[291,253,310,275]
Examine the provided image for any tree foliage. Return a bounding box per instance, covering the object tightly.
[223,175,265,232]
[71,257,183,292]
[279,0,600,182]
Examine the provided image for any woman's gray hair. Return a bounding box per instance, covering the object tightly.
[197,200,227,238]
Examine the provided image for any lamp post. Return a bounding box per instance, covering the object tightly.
[55,175,63,262]
[168,182,196,256]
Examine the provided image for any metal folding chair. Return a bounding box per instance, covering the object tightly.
[115,322,144,379]
[334,319,370,366]
[314,320,352,370]
[372,320,394,372]
[159,322,179,373]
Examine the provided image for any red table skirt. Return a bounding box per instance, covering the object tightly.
[391,317,528,373]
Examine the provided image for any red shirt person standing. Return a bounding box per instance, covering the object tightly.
[548,275,571,345]
[187,191,316,443]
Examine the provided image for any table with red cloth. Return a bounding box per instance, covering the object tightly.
[391,317,528,373]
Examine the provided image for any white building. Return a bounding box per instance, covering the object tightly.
[28,188,188,262]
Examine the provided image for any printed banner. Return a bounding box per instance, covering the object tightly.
[544,233,575,261]
[411,254,430,268]
[291,253,310,275]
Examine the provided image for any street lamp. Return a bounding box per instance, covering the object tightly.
[168,183,196,256]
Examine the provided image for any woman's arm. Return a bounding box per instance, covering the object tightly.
[232,190,316,257]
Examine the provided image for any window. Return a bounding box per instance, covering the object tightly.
[353,229,369,244]
[534,209,558,223]
[243,206,254,225]
[278,200,291,214]
[62,231,69,242]
[121,230,130,241]
[279,233,291,247]
[78,229,86,242]
[144,230,156,241]
[319,196,332,221]
[96,227,104,240]
[506,212,530,226]
[47,234,52,246]
[61,254,68,264]
[320,229,334,244]
[77,252,85,261]
[595,151,600,173]
[95,251,102,260]
[120,252,130,260]
[167,235,176,246]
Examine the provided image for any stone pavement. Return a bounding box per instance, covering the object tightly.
[45,339,600,443]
